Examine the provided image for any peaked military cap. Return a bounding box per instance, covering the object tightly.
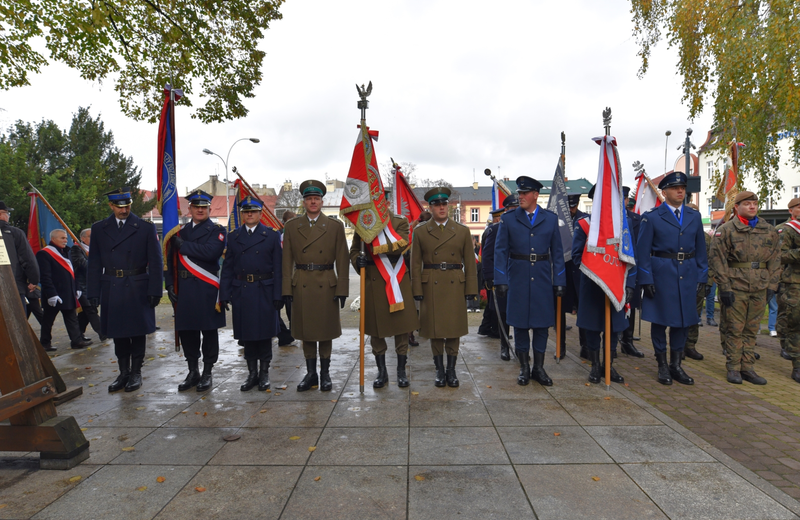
[299,179,326,198]
[490,207,505,216]
[104,187,132,207]
[657,171,688,190]
[515,176,543,193]
[503,194,519,208]
[789,197,800,209]
[622,186,631,199]
[424,186,451,203]
[0,201,13,212]
[567,194,581,208]
[734,191,758,204]
[239,196,263,212]
[186,189,213,206]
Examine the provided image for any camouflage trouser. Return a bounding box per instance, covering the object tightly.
[721,289,766,371]
[719,304,727,352]
[777,283,789,351]
[685,285,706,350]
[778,284,800,369]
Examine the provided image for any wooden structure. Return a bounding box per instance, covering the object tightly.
[0,238,89,469]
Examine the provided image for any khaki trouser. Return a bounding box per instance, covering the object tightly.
[302,340,332,359]
[722,289,766,371]
[371,334,409,356]
[430,338,460,356]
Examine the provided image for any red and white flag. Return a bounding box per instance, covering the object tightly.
[633,169,662,214]
[579,135,635,312]
[392,161,423,222]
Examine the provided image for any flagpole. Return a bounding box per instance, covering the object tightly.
[356,82,372,394]
[27,184,81,245]
[556,131,565,364]
[603,108,612,389]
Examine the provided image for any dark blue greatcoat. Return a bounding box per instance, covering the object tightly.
[87,213,162,338]
[481,222,499,282]
[636,203,708,328]
[626,209,642,308]
[166,219,227,331]
[220,223,283,342]
[37,244,79,311]
[572,217,636,332]
[494,205,566,329]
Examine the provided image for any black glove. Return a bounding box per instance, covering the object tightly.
[414,295,423,301]
[355,255,368,270]
[554,286,565,298]
[148,295,161,308]
[89,297,100,308]
[335,296,346,308]
[465,294,477,301]
[273,299,284,311]
[643,284,656,299]
[721,291,735,307]
[283,295,293,304]
[166,285,178,305]
[172,235,185,250]
[625,287,634,304]
[221,300,230,311]
[484,279,493,290]
[704,284,712,297]
[495,284,508,299]
[767,289,775,302]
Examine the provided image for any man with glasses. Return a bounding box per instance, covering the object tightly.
[411,187,478,387]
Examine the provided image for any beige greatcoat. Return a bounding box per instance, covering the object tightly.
[282,213,349,341]
[350,214,420,338]
[411,218,478,339]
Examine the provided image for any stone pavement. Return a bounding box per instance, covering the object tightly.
[2,306,800,519]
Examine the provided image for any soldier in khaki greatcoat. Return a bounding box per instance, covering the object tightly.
[282,180,349,392]
[708,191,780,385]
[411,187,478,387]
[350,213,420,388]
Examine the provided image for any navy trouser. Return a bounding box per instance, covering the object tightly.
[179,329,220,364]
[514,327,548,355]
[243,339,272,362]
[650,323,688,353]
[585,330,619,352]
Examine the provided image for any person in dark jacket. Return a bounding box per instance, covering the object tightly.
[0,201,40,312]
[37,229,92,351]
[619,186,645,358]
[166,190,227,392]
[70,228,104,341]
[88,187,162,393]
[480,206,509,357]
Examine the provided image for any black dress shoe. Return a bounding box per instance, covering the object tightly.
[684,347,704,360]
[82,335,91,341]
[727,370,742,384]
[707,318,718,327]
[741,370,767,385]
[71,339,92,349]
[42,343,57,352]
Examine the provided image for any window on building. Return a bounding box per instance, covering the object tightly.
[470,208,479,222]
[452,208,460,223]
[707,161,714,180]
[793,186,800,199]
[707,198,713,216]
[585,203,592,214]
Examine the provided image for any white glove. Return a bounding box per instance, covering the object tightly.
[76,290,82,298]
[47,296,63,307]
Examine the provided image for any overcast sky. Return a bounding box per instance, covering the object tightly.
[1,0,714,195]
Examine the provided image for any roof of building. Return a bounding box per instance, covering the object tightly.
[409,178,594,202]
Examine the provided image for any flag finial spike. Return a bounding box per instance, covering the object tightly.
[602,107,612,136]
[633,161,645,174]
[356,81,372,120]
[561,131,565,146]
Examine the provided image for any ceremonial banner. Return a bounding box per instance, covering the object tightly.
[228,179,283,232]
[157,84,183,268]
[579,135,635,311]
[547,157,573,263]
[633,169,662,214]
[27,191,75,254]
[392,161,423,222]
[492,181,507,211]
[715,140,744,221]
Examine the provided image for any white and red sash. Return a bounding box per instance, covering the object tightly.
[179,253,222,311]
[43,245,74,278]
[786,220,800,235]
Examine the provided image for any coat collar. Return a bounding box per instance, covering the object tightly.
[425,219,456,247]
[514,205,544,229]
[656,202,683,229]
[297,213,329,244]
[236,222,267,248]
[182,219,213,238]
[103,212,141,246]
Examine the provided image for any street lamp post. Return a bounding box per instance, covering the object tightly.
[202,137,260,221]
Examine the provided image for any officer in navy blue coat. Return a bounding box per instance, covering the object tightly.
[481,202,516,360]
[495,176,566,387]
[220,196,283,392]
[88,187,162,393]
[566,194,591,359]
[637,171,708,385]
[619,186,645,358]
[165,190,227,392]
[572,184,637,384]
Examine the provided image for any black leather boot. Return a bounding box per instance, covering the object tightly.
[655,351,672,385]
[588,350,602,384]
[781,349,791,360]
[605,355,624,384]
[108,356,130,392]
[669,350,694,385]
[433,356,446,387]
[240,359,259,391]
[319,358,332,391]
[530,351,553,386]
[178,359,201,391]
[740,370,767,385]
[684,345,704,360]
[445,354,459,387]
[373,354,388,388]
[397,354,410,387]
[258,358,271,391]
[125,357,143,392]
[517,351,530,386]
[791,367,800,384]
[408,332,419,347]
[297,358,318,392]
[500,342,510,361]
[196,363,213,392]
[620,327,645,357]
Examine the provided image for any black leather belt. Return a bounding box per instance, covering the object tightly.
[236,273,273,282]
[652,251,695,260]
[107,267,146,277]
[178,269,195,279]
[511,253,550,262]
[423,263,463,270]
[296,263,333,271]
[729,261,767,269]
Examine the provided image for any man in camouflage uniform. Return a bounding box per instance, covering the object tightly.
[709,191,780,385]
[777,197,800,383]
[683,204,712,361]
[775,199,798,361]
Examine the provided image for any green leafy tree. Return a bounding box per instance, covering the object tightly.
[0,107,154,235]
[630,0,799,202]
[0,0,284,123]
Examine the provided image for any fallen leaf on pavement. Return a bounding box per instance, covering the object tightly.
[289,436,300,440]
[486,385,492,388]
[603,397,611,400]
[137,486,147,491]
[223,434,241,442]
[414,475,425,481]
[260,410,267,414]
[554,432,561,436]
[313,476,321,481]
[68,476,81,483]
[308,446,316,452]
[77,377,85,380]
[585,383,590,386]
[203,412,208,417]
[195,487,206,492]
[80,428,87,432]
[121,447,135,452]
[135,407,145,410]
[592,477,600,481]
[411,391,419,396]
[156,477,166,483]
